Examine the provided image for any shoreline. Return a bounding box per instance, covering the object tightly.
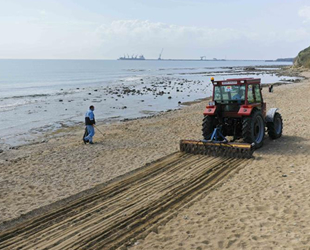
[0,64,300,149]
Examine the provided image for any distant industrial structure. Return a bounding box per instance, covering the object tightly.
[158,48,164,60]
[200,56,225,61]
[117,51,227,61]
[117,50,292,62]
[118,54,145,60]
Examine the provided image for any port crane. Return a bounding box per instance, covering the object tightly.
[158,48,164,60]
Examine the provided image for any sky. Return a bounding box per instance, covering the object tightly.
[0,0,310,60]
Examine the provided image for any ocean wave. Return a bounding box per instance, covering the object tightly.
[124,69,147,72]
[2,93,51,100]
[0,89,80,101]
[0,100,35,112]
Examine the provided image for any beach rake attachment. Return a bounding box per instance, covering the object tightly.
[180,140,254,159]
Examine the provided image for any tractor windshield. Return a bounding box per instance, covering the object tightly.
[214,85,245,103]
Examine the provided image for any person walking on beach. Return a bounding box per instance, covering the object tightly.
[83,105,96,144]
[268,84,274,93]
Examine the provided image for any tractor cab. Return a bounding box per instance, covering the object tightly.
[204,78,266,117]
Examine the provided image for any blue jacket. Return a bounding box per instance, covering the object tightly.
[85,109,95,125]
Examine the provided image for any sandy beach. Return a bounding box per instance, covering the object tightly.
[1,67,310,249]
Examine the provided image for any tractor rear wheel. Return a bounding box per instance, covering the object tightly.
[202,116,217,140]
[242,110,265,149]
[267,112,283,139]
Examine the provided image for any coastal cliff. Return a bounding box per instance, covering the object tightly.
[294,45,310,68]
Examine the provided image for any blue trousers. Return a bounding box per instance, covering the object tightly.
[84,125,95,143]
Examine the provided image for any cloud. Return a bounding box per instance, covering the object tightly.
[94,19,310,59]
[283,28,310,42]
[39,10,47,16]
[299,6,310,22]
[95,20,257,58]
[1,17,308,59]
[97,20,245,46]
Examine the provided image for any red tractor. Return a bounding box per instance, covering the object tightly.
[180,78,283,158]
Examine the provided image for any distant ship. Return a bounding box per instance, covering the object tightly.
[118,54,145,60]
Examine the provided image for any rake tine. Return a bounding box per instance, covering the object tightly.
[179,140,254,159]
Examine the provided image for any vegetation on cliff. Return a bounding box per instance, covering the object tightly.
[294,46,310,68]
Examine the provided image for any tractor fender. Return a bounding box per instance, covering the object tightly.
[238,106,256,116]
[203,106,217,115]
[266,108,278,122]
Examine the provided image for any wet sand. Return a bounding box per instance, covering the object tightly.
[0,64,299,147]
[0,67,309,249]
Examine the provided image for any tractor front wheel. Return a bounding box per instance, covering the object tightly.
[242,110,265,149]
[202,116,217,140]
[267,112,283,139]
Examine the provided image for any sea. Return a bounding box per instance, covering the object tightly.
[0,59,295,147]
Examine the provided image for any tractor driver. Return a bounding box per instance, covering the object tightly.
[232,88,244,103]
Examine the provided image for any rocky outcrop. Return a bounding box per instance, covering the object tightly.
[294,46,310,68]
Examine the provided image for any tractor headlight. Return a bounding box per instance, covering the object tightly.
[209,101,215,106]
